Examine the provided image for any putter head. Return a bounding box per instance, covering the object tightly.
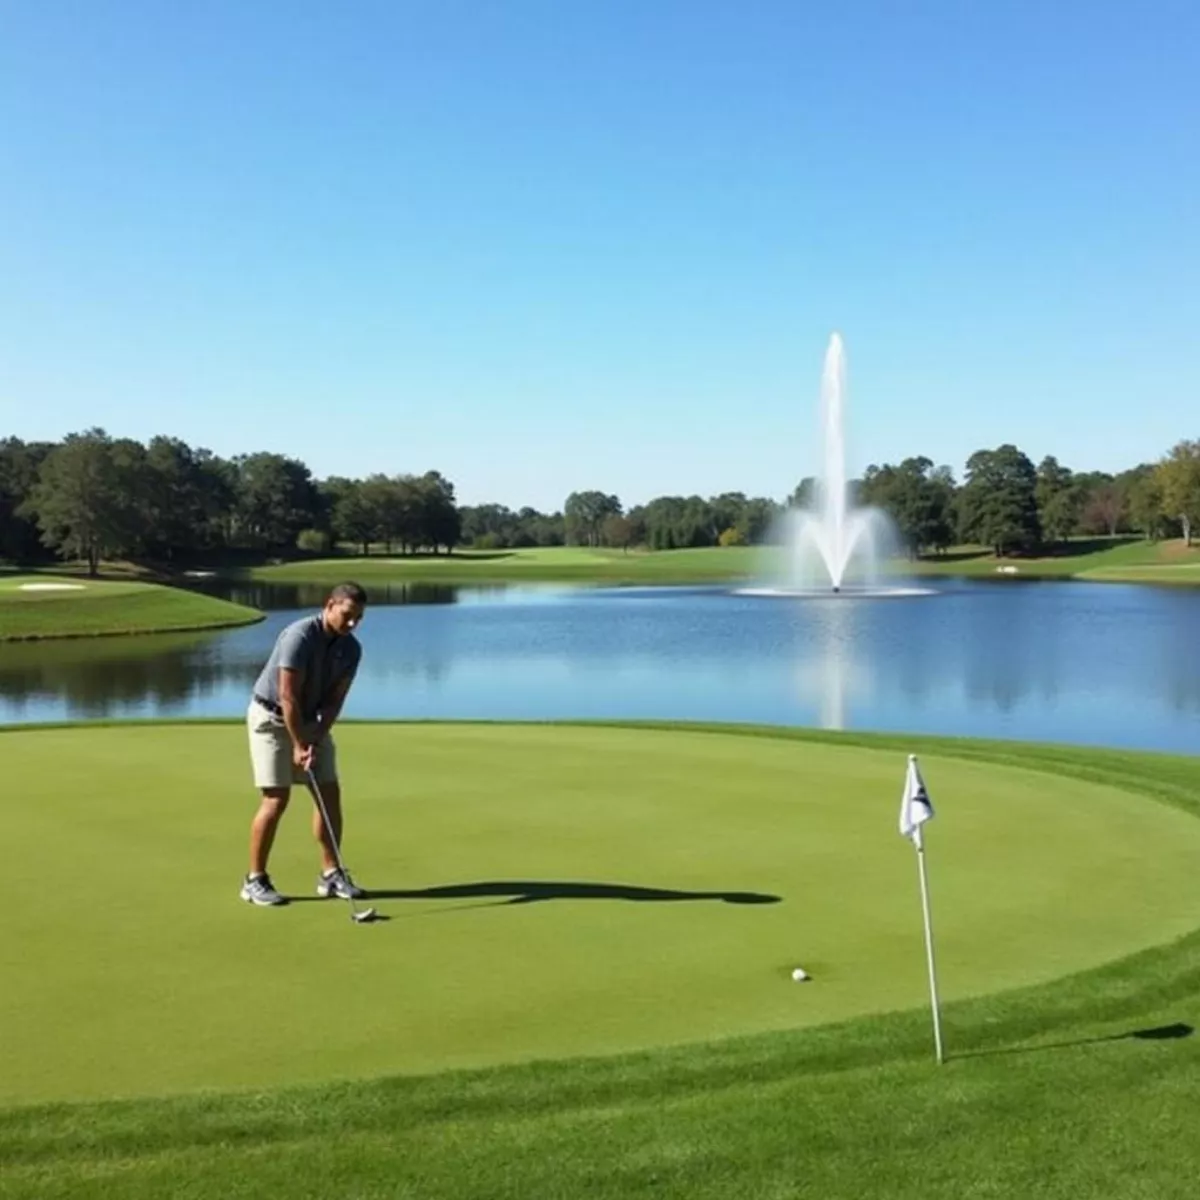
[352,907,380,924]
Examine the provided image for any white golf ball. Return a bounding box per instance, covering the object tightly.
[791,967,810,982]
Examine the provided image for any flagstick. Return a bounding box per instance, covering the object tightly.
[913,825,945,1064]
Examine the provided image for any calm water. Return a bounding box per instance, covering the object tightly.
[2,579,1199,754]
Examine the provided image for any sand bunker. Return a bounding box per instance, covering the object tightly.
[18,583,86,591]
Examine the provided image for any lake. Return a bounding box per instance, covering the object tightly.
[2,578,1198,753]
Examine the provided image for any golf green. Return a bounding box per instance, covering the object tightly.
[4,722,1198,1106]
[0,573,261,640]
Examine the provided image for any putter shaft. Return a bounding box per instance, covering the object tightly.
[306,767,376,923]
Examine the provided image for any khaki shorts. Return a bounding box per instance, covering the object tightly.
[246,699,338,790]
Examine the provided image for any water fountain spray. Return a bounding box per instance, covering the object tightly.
[771,333,892,592]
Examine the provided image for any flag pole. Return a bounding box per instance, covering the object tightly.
[913,824,944,1064]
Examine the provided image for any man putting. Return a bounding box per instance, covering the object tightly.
[240,581,368,907]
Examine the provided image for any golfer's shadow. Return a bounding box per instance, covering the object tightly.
[366,880,781,906]
[955,1022,1194,1061]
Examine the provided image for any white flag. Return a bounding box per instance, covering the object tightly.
[899,754,934,841]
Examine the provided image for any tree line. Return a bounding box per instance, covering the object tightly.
[2,428,1199,573]
[0,429,461,573]
[854,442,1200,557]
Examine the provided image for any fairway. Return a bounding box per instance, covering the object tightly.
[3,722,1199,1107]
[248,545,762,585]
[241,539,1200,589]
[0,573,262,640]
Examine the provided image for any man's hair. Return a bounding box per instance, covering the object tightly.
[326,581,368,607]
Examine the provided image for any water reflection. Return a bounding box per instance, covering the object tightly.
[0,630,254,720]
[2,581,1200,753]
[1165,638,1200,712]
[790,598,861,731]
[962,585,1039,712]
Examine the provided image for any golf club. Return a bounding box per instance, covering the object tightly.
[306,766,378,924]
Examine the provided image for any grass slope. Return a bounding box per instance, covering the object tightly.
[248,545,762,585]
[912,537,1200,584]
[245,539,1200,588]
[0,574,262,640]
[3,721,1200,1197]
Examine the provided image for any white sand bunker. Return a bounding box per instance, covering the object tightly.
[18,582,87,591]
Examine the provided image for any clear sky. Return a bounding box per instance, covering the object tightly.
[1,0,1197,511]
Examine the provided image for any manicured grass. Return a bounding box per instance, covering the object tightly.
[249,545,763,584]
[1083,560,1200,583]
[3,721,1200,1197]
[244,539,1200,589]
[0,573,262,641]
[14,539,1197,593]
[9,721,1199,1103]
[912,537,1200,585]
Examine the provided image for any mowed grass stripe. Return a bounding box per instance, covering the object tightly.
[3,722,1199,1108]
[248,545,763,584]
[244,539,1200,587]
[0,575,261,640]
[7,1041,1200,1200]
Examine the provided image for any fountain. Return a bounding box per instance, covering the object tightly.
[742,332,929,597]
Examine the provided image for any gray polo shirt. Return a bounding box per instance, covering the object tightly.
[252,614,362,722]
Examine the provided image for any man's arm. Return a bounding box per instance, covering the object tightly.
[317,675,353,736]
[278,666,312,767]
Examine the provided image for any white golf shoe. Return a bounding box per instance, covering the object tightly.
[317,867,365,900]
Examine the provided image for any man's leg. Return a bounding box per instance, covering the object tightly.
[309,778,341,873]
[250,788,291,876]
[240,787,291,906]
[243,700,294,906]
[309,737,365,898]
[309,733,349,875]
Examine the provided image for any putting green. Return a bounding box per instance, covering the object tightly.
[0,574,261,640]
[3,722,1198,1105]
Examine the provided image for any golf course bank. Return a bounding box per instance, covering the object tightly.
[247,544,762,585]
[0,573,262,641]
[239,538,1200,589]
[3,720,1200,1199]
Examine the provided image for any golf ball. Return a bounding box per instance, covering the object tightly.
[792,967,810,982]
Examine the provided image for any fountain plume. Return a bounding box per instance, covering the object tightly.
[760,333,897,593]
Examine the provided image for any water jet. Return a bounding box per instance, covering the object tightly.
[742,333,932,598]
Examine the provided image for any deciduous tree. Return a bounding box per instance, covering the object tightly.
[1158,440,1200,546]
[25,429,138,574]
[564,491,622,547]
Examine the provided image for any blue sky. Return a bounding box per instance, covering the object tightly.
[1,0,1197,510]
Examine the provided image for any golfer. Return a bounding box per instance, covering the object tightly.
[240,581,368,907]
